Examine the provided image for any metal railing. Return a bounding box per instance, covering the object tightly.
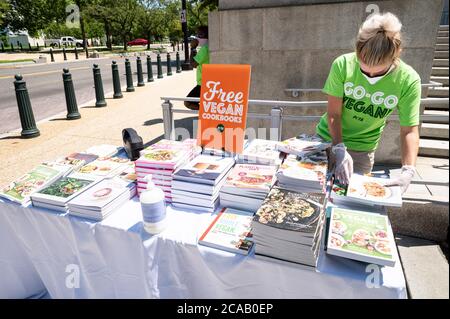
[160,96,449,140]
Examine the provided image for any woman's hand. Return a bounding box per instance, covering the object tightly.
[332,143,354,184]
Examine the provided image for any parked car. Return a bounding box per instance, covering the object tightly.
[127,38,149,46]
[45,36,83,47]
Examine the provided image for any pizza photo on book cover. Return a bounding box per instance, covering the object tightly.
[254,188,325,232]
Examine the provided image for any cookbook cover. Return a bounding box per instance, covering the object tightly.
[198,207,254,255]
[346,174,402,207]
[175,155,234,181]
[0,165,64,204]
[223,164,277,191]
[253,188,324,232]
[326,207,396,267]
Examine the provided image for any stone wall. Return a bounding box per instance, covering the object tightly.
[209,0,444,163]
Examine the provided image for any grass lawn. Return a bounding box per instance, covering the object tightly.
[0,59,35,64]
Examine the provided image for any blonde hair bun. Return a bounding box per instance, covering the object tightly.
[356,12,403,67]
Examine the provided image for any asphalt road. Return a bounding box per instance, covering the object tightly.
[0,53,180,134]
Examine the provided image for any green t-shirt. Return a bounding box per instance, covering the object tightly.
[194,44,209,86]
[316,52,421,151]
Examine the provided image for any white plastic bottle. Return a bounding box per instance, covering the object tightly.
[140,175,167,234]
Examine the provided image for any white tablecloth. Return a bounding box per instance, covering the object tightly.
[0,198,407,299]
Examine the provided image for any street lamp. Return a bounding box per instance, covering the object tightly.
[181,0,192,70]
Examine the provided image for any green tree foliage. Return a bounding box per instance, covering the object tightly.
[5,0,68,37]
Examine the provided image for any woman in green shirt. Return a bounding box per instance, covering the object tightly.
[316,12,421,193]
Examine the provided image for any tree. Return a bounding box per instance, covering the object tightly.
[0,0,10,29]
[110,0,140,51]
[85,0,116,50]
[5,0,68,37]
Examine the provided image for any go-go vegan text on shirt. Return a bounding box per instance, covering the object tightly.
[197,64,251,154]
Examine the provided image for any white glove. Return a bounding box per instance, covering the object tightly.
[385,165,416,194]
[331,143,353,185]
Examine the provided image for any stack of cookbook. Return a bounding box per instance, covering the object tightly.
[0,164,72,205]
[237,139,282,166]
[276,134,330,158]
[67,176,136,221]
[252,188,326,268]
[219,164,278,212]
[276,152,328,193]
[171,155,235,212]
[30,173,99,212]
[135,139,196,202]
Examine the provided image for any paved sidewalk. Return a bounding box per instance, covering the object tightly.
[0,70,196,187]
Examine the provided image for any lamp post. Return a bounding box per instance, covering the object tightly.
[181,0,192,70]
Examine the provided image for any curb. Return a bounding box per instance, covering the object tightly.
[0,71,187,139]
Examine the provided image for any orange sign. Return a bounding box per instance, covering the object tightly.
[197,64,251,154]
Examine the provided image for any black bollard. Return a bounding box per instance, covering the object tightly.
[147,55,154,82]
[136,57,145,87]
[125,58,135,92]
[166,53,173,76]
[36,43,40,51]
[176,52,182,73]
[19,42,23,51]
[111,61,123,99]
[11,43,14,52]
[63,47,67,61]
[93,64,107,107]
[13,75,40,138]
[50,48,55,62]
[156,53,163,79]
[177,42,180,51]
[62,69,81,120]
[74,46,78,60]
[44,42,47,48]
[1,42,4,53]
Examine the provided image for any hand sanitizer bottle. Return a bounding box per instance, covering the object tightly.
[140,174,167,234]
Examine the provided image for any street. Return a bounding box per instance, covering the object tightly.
[0,52,180,134]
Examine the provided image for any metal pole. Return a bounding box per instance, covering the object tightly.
[1,42,4,53]
[50,48,55,62]
[166,53,173,76]
[74,46,79,60]
[62,69,81,120]
[162,100,174,140]
[136,57,145,87]
[176,52,182,73]
[157,53,163,79]
[270,107,283,141]
[93,64,107,107]
[125,58,135,92]
[63,47,67,61]
[13,75,40,138]
[112,61,123,99]
[147,55,154,82]
[181,0,192,70]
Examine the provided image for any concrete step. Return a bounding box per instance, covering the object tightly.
[436,44,449,51]
[428,87,449,98]
[439,25,449,32]
[395,235,449,299]
[419,138,449,157]
[431,67,449,76]
[421,123,449,139]
[434,50,449,59]
[430,75,449,86]
[438,30,449,37]
[437,36,449,44]
[433,59,449,67]
[423,109,449,122]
